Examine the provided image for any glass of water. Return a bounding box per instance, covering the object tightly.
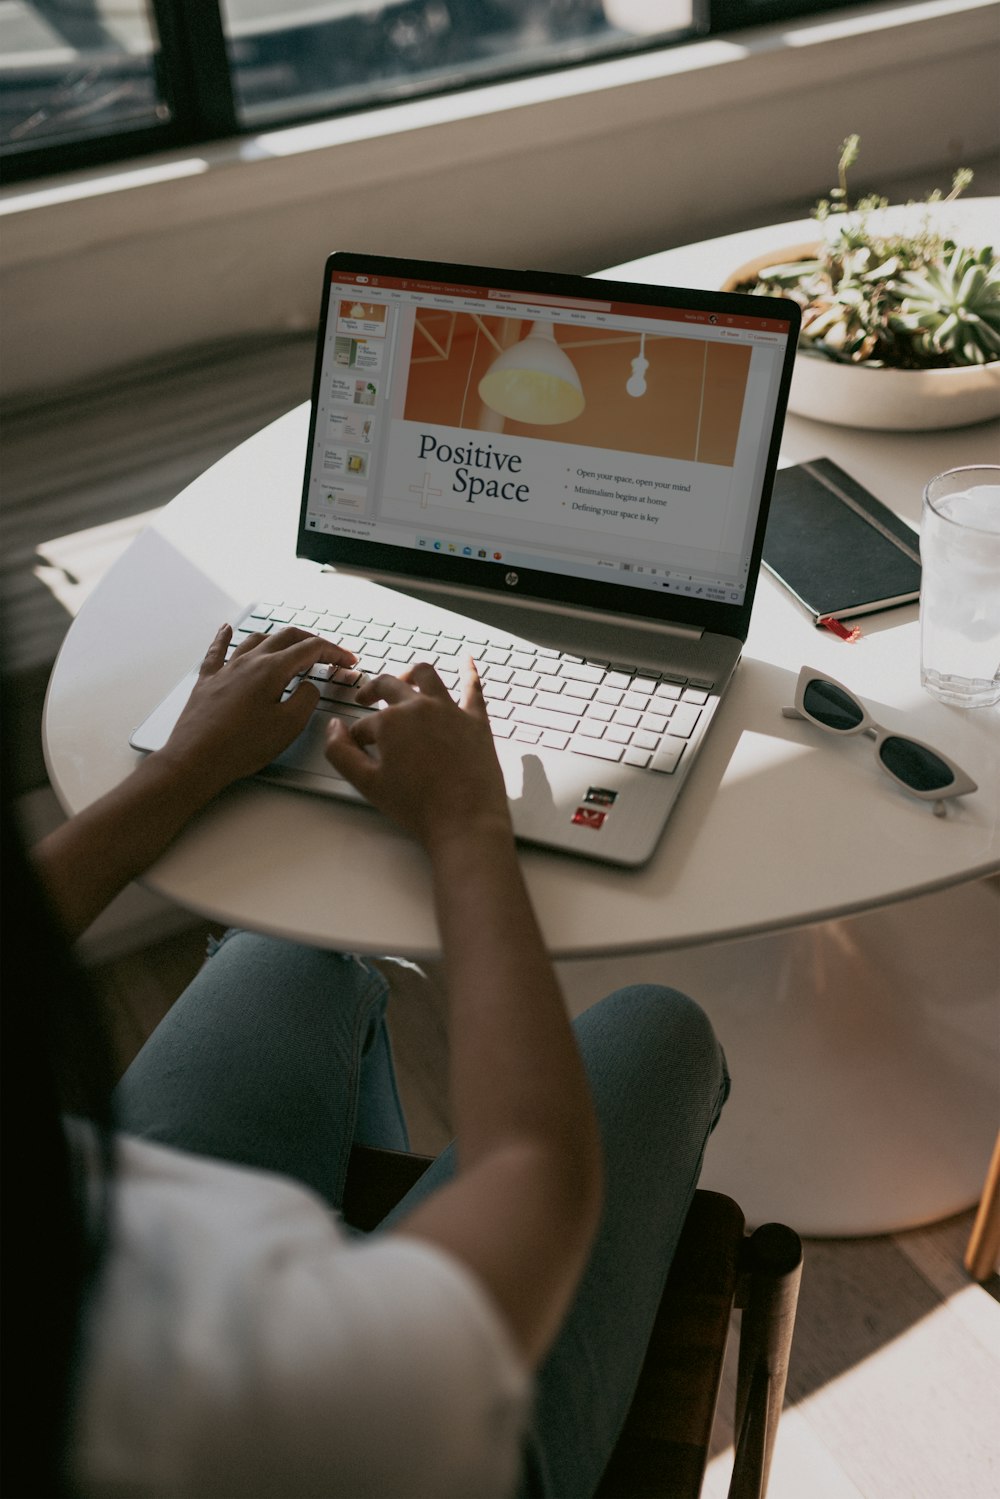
[920,466,1000,708]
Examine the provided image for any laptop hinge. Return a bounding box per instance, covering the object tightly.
[321,564,704,642]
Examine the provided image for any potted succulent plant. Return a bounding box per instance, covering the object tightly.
[723,137,1000,430]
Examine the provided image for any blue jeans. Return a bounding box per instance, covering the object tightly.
[116,931,729,1499]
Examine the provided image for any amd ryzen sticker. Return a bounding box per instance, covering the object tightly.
[572,807,607,830]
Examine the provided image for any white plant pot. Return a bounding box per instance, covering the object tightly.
[786,351,1000,431]
[723,242,1000,432]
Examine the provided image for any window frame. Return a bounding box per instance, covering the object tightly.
[0,0,848,185]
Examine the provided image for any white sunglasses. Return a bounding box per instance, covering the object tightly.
[782,667,978,816]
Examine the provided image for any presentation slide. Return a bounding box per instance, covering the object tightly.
[366,309,754,557]
[402,310,750,467]
[335,301,389,339]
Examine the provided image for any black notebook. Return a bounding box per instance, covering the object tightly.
[762,458,922,623]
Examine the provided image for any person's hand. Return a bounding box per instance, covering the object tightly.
[155,624,357,797]
[324,658,512,854]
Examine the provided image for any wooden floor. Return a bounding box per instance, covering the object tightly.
[89,926,1000,1499]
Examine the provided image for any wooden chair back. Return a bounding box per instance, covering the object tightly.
[344,1146,803,1499]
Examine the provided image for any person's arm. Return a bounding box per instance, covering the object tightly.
[325,663,603,1368]
[34,625,356,941]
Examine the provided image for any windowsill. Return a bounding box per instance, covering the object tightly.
[1,0,997,396]
[2,0,994,219]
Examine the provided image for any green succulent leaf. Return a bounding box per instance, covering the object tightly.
[744,136,997,368]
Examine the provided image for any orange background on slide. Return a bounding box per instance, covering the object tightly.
[402,313,750,467]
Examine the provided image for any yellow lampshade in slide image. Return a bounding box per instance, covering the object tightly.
[478,321,585,425]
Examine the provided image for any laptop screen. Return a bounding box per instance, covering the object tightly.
[298,254,798,632]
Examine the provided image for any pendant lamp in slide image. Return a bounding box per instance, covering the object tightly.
[478,321,585,425]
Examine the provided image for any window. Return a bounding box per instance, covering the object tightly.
[0,1,168,153]
[0,1,847,182]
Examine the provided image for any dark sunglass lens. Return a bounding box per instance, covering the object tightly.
[802,679,864,731]
[879,736,955,792]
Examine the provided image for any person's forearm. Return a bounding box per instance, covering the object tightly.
[394,823,604,1362]
[32,751,218,942]
[428,824,601,1186]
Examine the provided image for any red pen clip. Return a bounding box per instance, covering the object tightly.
[818,616,862,642]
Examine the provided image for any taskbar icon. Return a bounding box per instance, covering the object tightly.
[416,536,503,562]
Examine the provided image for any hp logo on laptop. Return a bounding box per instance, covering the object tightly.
[505,571,519,588]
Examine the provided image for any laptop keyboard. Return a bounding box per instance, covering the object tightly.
[232,600,716,775]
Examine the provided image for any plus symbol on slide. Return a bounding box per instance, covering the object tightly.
[409,472,444,508]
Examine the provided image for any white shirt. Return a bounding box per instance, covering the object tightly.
[71,1134,530,1499]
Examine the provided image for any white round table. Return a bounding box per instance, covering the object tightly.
[44,209,1000,1234]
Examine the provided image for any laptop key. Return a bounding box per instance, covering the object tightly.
[624,748,652,768]
[667,705,702,737]
[534,690,574,715]
[512,705,581,735]
[320,682,366,707]
[569,737,623,763]
[560,662,603,684]
[650,743,685,773]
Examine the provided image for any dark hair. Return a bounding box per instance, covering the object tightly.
[1,761,116,1495]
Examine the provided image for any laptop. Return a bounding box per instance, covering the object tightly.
[132,252,799,866]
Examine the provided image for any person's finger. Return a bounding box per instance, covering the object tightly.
[457,654,488,718]
[324,717,380,791]
[199,624,233,677]
[355,672,412,707]
[257,625,314,651]
[233,629,279,662]
[402,661,449,698]
[268,632,359,679]
[282,678,321,732]
[346,711,380,749]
